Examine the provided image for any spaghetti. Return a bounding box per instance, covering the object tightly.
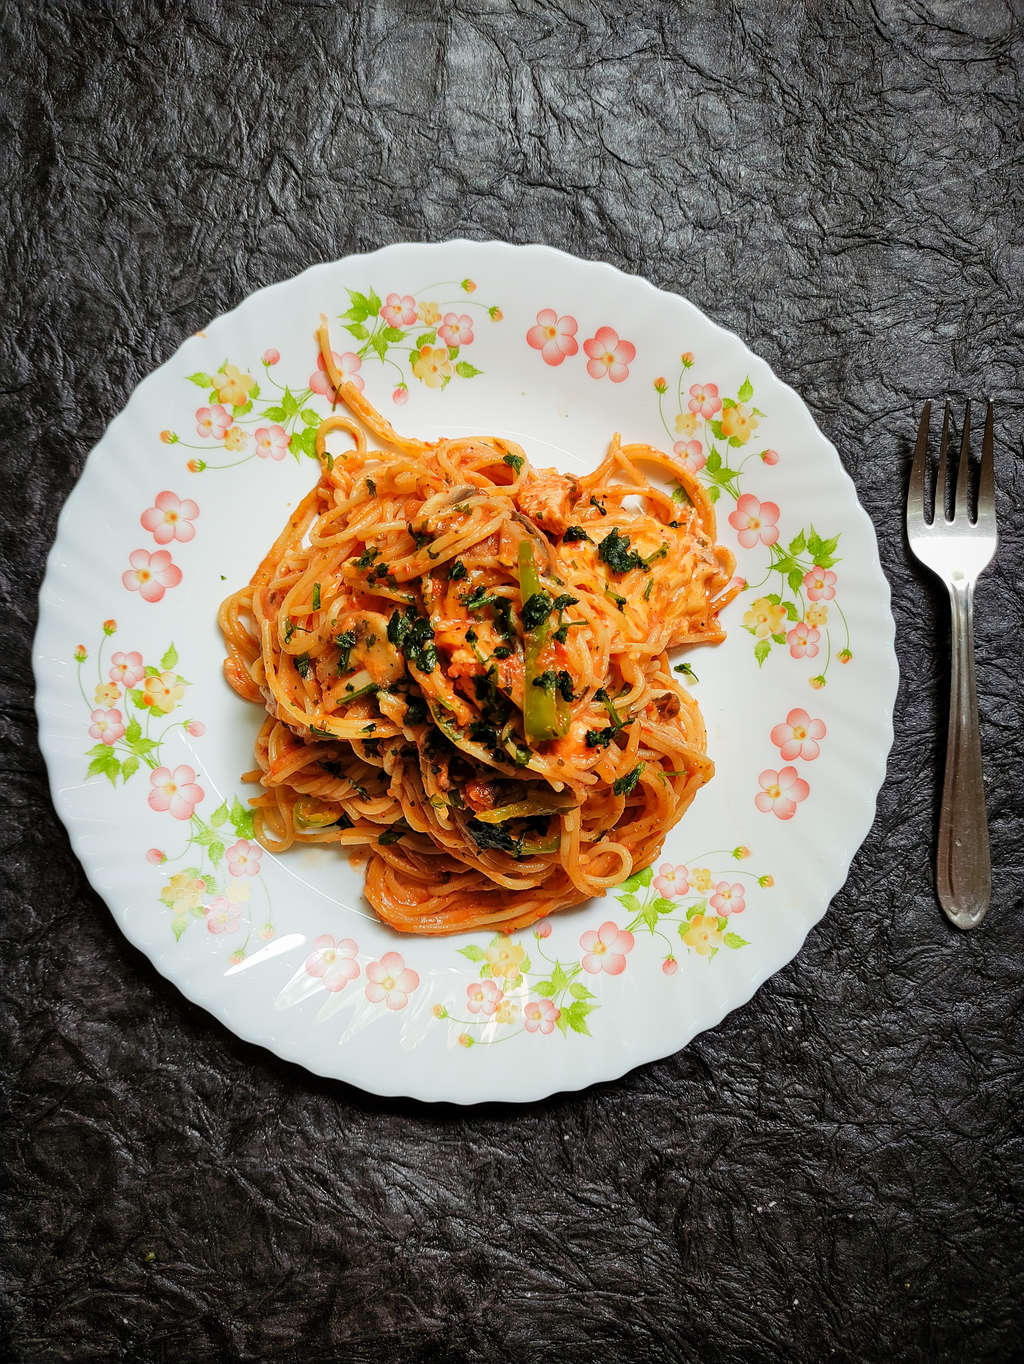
[218,318,739,935]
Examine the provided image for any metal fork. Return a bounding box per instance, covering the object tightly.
[907,399,997,930]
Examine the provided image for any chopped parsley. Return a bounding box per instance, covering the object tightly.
[283,619,295,644]
[552,593,578,611]
[613,762,645,797]
[387,607,438,674]
[531,669,557,694]
[492,645,513,660]
[335,630,357,672]
[408,524,432,549]
[378,827,406,845]
[597,527,645,575]
[521,590,554,632]
[585,687,631,748]
[563,526,592,543]
[355,546,380,570]
[449,560,468,581]
[294,653,311,679]
[462,585,500,612]
[604,585,627,611]
[589,496,607,516]
[492,597,516,639]
[502,452,524,475]
[366,477,376,496]
[674,662,699,681]
[643,578,654,602]
[312,582,321,610]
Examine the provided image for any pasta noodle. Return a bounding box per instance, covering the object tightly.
[217,317,739,935]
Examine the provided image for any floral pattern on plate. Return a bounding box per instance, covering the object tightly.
[438,849,769,1049]
[76,621,274,958]
[655,359,854,686]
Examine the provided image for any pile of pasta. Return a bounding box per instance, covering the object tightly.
[218,319,738,935]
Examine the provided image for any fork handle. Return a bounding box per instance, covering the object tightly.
[937,581,991,928]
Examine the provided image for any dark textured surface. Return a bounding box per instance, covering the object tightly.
[3,1,1023,1360]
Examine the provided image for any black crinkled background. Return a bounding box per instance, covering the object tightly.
[2,2,1023,1361]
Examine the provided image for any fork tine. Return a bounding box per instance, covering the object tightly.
[954,398,972,520]
[977,399,996,530]
[935,400,951,522]
[908,400,931,527]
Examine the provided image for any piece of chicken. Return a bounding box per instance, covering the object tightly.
[515,468,579,537]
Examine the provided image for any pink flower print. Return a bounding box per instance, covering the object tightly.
[141,491,199,545]
[438,312,475,347]
[122,549,182,603]
[728,493,781,549]
[205,897,241,935]
[262,348,280,366]
[148,764,204,820]
[709,881,746,916]
[653,862,690,899]
[583,326,636,383]
[109,650,144,687]
[771,707,827,762]
[761,448,780,466]
[534,918,552,939]
[755,766,810,820]
[88,707,125,746]
[226,839,262,877]
[687,383,722,419]
[365,951,419,1010]
[380,292,418,327]
[304,934,360,992]
[526,309,579,366]
[524,998,560,1035]
[672,439,706,474]
[466,978,503,1017]
[804,565,837,601]
[254,424,290,461]
[786,622,821,660]
[205,897,240,934]
[580,920,635,975]
[195,404,232,440]
[186,720,205,737]
[146,848,166,865]
[309,349,365,399]
[392,385,409,406]
[662,956,678,976]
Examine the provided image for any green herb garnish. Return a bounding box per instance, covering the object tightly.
[613,762,645,797]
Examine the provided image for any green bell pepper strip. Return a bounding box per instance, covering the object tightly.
[517,540,571,743]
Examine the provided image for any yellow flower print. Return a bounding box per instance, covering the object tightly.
[494,998,520,1025]
[682,913,724,956]
[216,363,255,407]
[159,872,205,913]
[411,344,452,389]
[223,426,248,452]
[94,681,120,707]
[721,403,759,445]
[143,670,185,715]
[692,867,712,892]
[742,596,787,639]
[806,603,829,628]
[417,301,441,326]
[484,937,525,980]
[674,411,697,437]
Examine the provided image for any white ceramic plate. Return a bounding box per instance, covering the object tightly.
[34,241,896,1103]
